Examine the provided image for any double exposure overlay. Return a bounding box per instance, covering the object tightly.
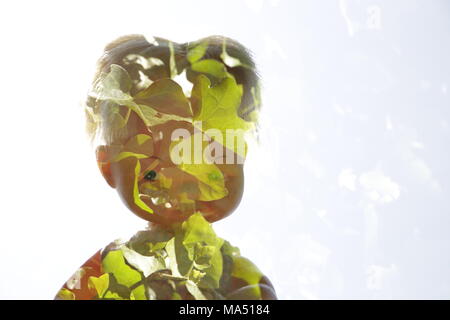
[55,35,276,300]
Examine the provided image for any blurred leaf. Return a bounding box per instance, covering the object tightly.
[93,64,133,101]
[112,151,148,162]
[187,41,209,64]
[56,288,75,300]
[231,256,263,298]
[134,79,193,117]
[222,240,241,257]
[186,280,207,300]
[103,291,127,300]
[191,59,227,79]
[128,228,173,256]
[171,292,182,300]
[220,38,253,69]
[130,284,147,300]
[123,134,154,157]
[168,41,178,78]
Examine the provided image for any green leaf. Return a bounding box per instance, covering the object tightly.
[102,249,143,289]
[121,245,166,277]
[132,158,154,214]
[187,41,209,64]
[178,162,228,201]
[134,79,193,118]
[181,213,223,258]
[102,291,127,300]
[171,292,182,300]
[88,273,109,298]
[130,284,147,300]
[128,228,173,256]
[90,63,192,129]
[191,59,227,79]
[165,237,186,277]
[231,256,263,297]
[138,103,191,126]
[221,240,241,257]
[191,74,251,158]
[192,75,247,129]
[193,244,217,267]
[164,213,225,289]
[180,213,224,288]
[174,232,195,277]
[112,151,148,163]
[197,247,223,289]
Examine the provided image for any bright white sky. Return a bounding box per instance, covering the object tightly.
[1,0,449,299]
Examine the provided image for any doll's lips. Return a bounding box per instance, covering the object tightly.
[139,192,192,223]
[139,185,198,217]
[140,188,171,206]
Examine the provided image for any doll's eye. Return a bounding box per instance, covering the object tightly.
[144,170,157,181]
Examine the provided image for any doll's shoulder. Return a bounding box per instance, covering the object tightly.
[219,241,277,300]
[55,214,276,300]
[55,250,103,300]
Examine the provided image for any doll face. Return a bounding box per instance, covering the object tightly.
[87,37,260,225]
[97,110,245,225]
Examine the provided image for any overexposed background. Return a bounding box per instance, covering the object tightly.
[0,0,449,299]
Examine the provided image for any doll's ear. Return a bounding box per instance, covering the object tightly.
[95,145,116,188]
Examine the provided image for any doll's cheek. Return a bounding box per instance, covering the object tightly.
[97,162,110,185]
[110,161,134,203]
[197,165,244,222]
[110,159,148,214]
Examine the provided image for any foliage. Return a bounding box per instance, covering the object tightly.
[59,214,268,300]
[70,37,272,301]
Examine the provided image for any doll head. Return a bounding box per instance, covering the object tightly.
[85,35,261,226]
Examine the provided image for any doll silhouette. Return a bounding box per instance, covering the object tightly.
[55,34,276,300]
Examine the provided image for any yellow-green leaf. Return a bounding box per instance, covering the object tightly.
[180,213,224,288]
[191,74,252,159]
[134,79,193,118]
[231,256,263,297]
[187,41,209,64]
[132,159,154,214]
[112,151,148,163]
[191,59,227,79]
[88,273,110,298]
[130,284,147,300]
[179,163,228,201]
[102,249,143,288]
